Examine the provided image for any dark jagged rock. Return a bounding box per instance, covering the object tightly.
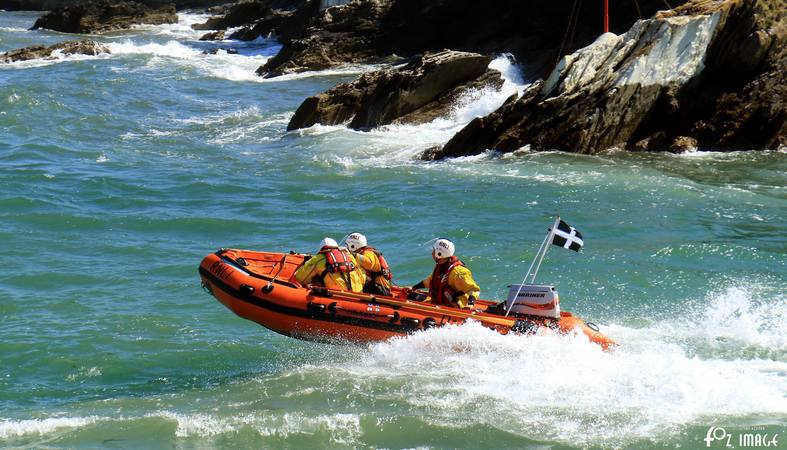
[687,44,786,150]
[426,0,785,159]
[191,0,309,43]
[199,29,225,40]
[191,0,271,30]
[1,39,110,63]
[205,3,234,15]
[30,0,177,34]
[257,0,389,77]
[287,50,501,130]
[228,2,314,42]
[260,0,689,79]
[661,0,786,151]
[377,0,688,79]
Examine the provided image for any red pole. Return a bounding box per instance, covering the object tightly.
[604,0,609,33]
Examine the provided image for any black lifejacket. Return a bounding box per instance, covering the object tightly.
[361,246,392,280]
[428,256,464,305]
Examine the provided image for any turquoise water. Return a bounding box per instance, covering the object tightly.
[1,10,785,449]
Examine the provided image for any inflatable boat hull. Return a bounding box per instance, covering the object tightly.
[198,249,616,349]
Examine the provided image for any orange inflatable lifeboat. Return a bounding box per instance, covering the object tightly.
[198,249,616,350]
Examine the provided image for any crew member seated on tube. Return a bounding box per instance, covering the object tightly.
[345,232,393,296]
[294,237,365,292]
[410,238,480,309]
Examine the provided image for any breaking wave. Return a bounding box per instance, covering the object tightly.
[314,282,785,447]
[2,282,783,447]
[292,54,531,166]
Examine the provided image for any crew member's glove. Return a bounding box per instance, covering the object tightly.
[467,295,477,306]
[408,281,426,301]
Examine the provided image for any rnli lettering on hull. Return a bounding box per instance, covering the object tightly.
[208,259,249,280]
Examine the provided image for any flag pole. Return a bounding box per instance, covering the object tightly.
[530,215,561,284]
[523,231,550,285]
[505,216,558,317]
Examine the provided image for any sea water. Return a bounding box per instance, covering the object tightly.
[1,11,785,449]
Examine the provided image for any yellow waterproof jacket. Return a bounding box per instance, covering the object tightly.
[356,248,392,291]
[422,264,480,309]
[294,250,365,292]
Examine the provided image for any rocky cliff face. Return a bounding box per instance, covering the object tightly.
[649,0,786,151]
[287,50,502,130]
[257,0,689,78]
[426,0,785,159]
[30,0,177,34]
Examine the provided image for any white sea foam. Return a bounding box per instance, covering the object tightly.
[670,149,776,160]
[315,283,785,447]
[257,64,385,82]
[1,36,271,78]
[181,105,279,126]
[106,40,201,58]
[0,416,101,438]
[191,109,292,144]
[153,411,362,443]
[2,285,782,446]
[66,366,103,381]
[0,49,112,69]
[105,39,272,81]
[140,13,213,39]
[613,284,787,352]
[155,411,234,437]
[293,54,530,167]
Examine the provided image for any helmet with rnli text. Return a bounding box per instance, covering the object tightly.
[432,238,455,258]
[345,232,367,251]
[319,237,338,250]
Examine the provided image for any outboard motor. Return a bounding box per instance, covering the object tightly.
[505,284,560,319]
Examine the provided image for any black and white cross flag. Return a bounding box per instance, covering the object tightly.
[551,220,584,252]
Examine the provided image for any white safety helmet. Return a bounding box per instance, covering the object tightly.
[345,232,367,251]
[319,237,338,250]
[432,238,455,258]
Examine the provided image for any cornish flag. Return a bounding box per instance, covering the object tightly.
[551,220,583,252]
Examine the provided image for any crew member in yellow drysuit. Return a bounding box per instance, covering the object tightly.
[294,237,364,292]
[345,232,393,296]
[411,238,480,309]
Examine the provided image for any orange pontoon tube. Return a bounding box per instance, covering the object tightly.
[198,249,616,350]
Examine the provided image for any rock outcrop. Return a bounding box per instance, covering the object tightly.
[1,39,110,63]
[199,30,224,40]
[287,50,502,130]
[257,0,389,77]
[30,0,177,34]
[228,1,314,42]
[191,0,272,30]
[190,0,311,43]
[258,0,689,78]
[661,0,786,151]
[181,0,692,79]
[425,0,785,159]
